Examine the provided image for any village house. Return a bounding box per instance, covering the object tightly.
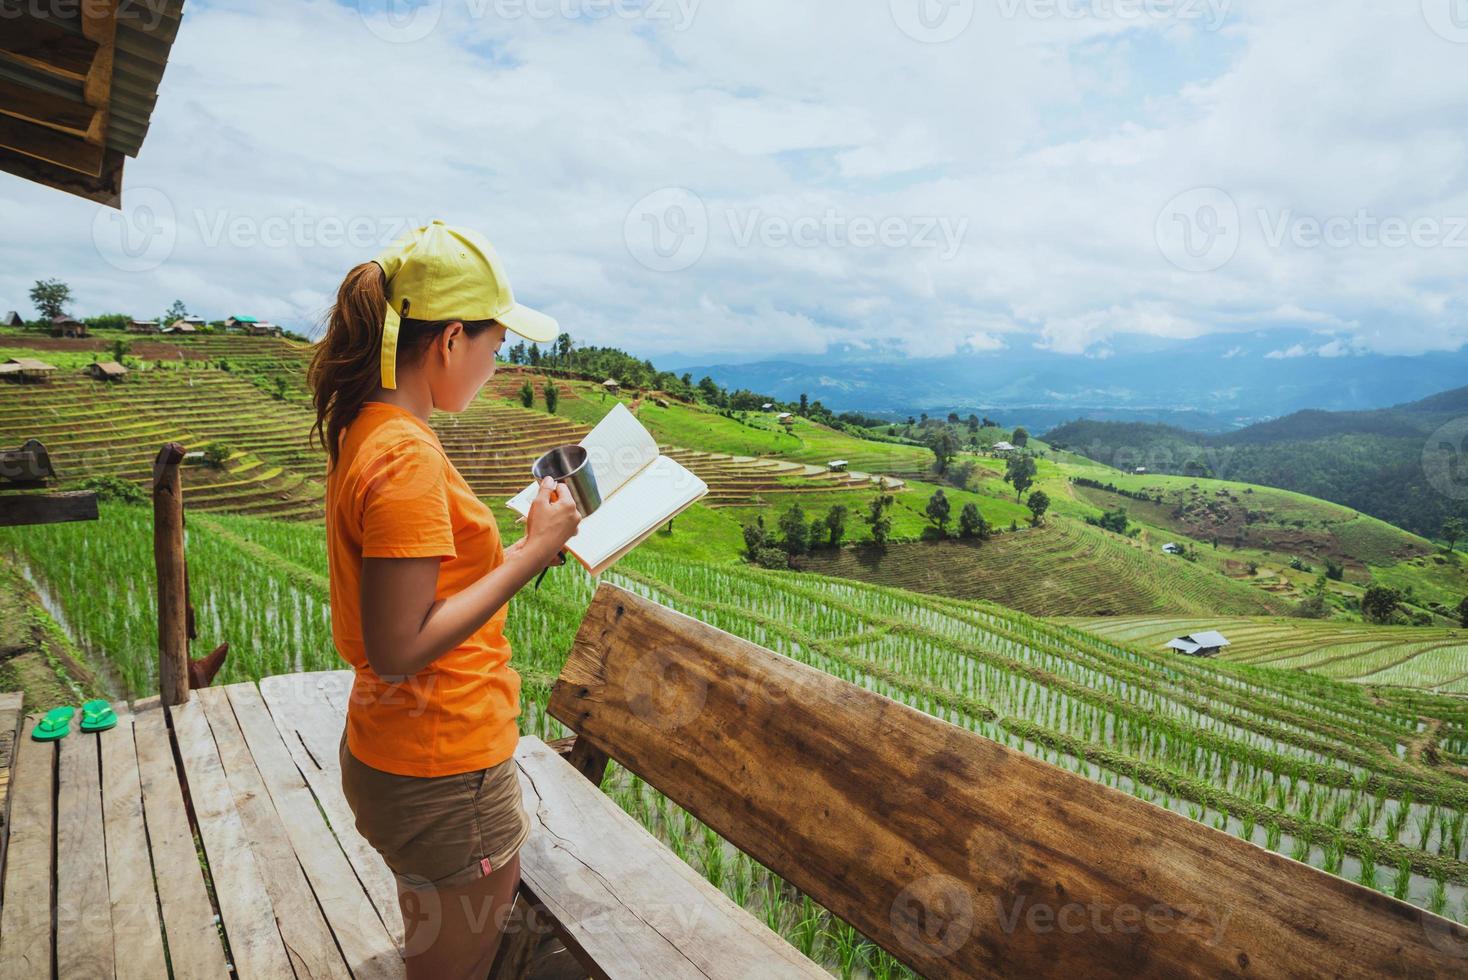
[0,357,57,382]
[50,314,87,338]
[127,319,161,334]
[2,311,22,327]
[991,440,1016,454]
[1165,630,1231,657]
[163,320,198,334]
[602,378,620,396]
[86,360,128,381]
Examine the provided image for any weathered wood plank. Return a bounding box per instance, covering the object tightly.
[194,685,353,980]
[0,715,54,980]
[0,15,99,80]
[56,731,113,978]
[549,583,1468,979]
[132,698,231,978]
[170,696,294,979]
[0,690,24,885]
[168,695,292,979]
[219,682,406,979]
[99,702,169,980]
[514,736,824,980]
[0,491,98,527]
[0,77,96,135]
[257,671,403,950]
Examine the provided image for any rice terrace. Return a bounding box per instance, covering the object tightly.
[4,2,1468,977]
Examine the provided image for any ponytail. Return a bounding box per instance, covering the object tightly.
[308,262,501,466]
[308,262,389,467]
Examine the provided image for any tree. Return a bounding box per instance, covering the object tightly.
[778,504,809,556]
[163,299,188,325]
[799,393,809,415]
[110,338,130,363]
[865,493,894,548]
[742,516,771,559]
[29,278,71,320]
[824,504,849,549]
[925,489,951,535]
[1027,489,1050,526]
[1458,596,1468,628]
[1012,426,1029,448]
[543,381,558,414]
[958,502,989,540]
[1004,454,1037,501]
[1361,585,1403,624]
[1445,517,1465,553]
[926,428,958,474]
[1325,559,1345,581]
[527,344,541,366]
[519,380,534,408]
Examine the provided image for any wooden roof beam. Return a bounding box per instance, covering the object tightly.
[0,17,99,82]
[0,77,97,136]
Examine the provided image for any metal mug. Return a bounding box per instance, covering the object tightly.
[531,444,602,517]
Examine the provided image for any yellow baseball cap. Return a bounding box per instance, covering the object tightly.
[372,220,558,389]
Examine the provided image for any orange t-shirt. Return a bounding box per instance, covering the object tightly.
[326,400,519,777]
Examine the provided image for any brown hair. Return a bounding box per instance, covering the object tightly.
[307,262,497,466]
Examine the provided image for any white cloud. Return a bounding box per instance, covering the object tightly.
[1,0,1465,361]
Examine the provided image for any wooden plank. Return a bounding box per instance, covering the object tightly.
[0,491,98,527]
[0,111,104,173]
[55,731,113,977]
[170,696,294,979]
[514,737,824,980]
[99,702,168,980]
[78,0,118,146]
[0,16,98,80]
[0,715,54,980]
[257,671,404,951]
[0,143,122,207]
[549,583,1468,980]
[0,77,95,134]
[132,699,230,978]
[194,687,352,980]
[222,683,403,980]
[0,691,24,885]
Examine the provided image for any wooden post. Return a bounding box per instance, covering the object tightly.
[152,443,189,705]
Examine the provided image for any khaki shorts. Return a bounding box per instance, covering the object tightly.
[338,730,531,889]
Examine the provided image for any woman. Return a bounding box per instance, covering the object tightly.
[308,220,580,978]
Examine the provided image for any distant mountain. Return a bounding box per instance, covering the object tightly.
[677,332,1468,432]
[1043,387,1468,540]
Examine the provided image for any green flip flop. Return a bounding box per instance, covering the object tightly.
[80,699,117,733]
[31,705,74,742]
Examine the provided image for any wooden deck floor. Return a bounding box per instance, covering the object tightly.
[0,671,412,979]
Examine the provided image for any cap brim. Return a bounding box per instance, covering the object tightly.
[497,302,558,343]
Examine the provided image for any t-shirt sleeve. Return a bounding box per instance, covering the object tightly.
[358,438,457,560]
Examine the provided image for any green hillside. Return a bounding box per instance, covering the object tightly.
[1044,387,1468,541]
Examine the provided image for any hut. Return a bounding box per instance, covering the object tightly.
[2,311,22,327]
[245,321,282,336]
[602,378,621,396]
[1,357,57,382]
[1162,542,1183,555]
[87,360,128,381]
[991,440,1016,455]
[827,459,849,472]
[777,412,794,429]
[128,319,161,334]
[163,320,197,333]
[761,402,774,411]
[1165,631,1231,657]
[50,315,87,338]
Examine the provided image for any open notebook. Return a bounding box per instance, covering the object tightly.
[505,403,708,576]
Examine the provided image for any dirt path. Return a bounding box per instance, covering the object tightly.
[0,555,108,713]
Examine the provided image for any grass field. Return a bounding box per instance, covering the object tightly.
[5,501,1467,940]
[1063,616,1468,692]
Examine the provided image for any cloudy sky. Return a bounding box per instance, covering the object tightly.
[4,0,1467,362]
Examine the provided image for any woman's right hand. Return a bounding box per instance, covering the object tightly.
[524,476,581,563]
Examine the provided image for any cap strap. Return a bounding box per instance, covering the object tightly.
[380,303,401,390]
